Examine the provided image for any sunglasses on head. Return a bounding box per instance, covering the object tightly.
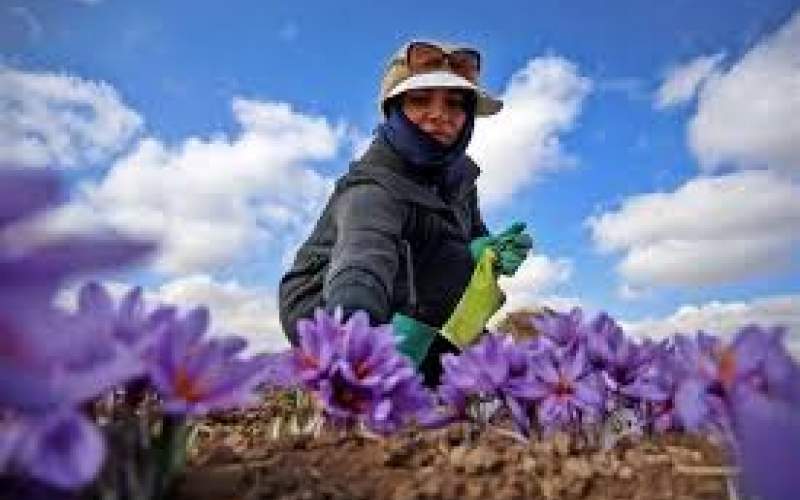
[404,42,481,83]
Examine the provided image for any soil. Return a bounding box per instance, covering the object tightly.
[177,405,735,500]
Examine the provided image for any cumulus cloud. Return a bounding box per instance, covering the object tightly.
[0,67,143,168]
[469,56,592,208]
[491,254,577,323]
[58,276,288,354]
[54,97,339,274]
[688,12,800,174]
[154,274,287,353]
[587,170,800,286]
[622,294,800,357]
[655,53,725,109]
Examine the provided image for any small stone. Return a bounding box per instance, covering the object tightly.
[532,439,555,457]
[623,448,643,465]
[563,456,593,479]
[643,453,671,465]
[449,445,468,471]
[521,457,536,473]
[463,448,502,475]
[618,465,634,480]
[465,481,485,498]
[553,432,571,456]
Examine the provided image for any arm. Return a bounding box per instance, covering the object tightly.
[469,188,489,239]
[324,183,406,324]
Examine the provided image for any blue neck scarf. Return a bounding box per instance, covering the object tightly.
[376,98,475,193]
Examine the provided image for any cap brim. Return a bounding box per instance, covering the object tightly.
[385,71,503,116]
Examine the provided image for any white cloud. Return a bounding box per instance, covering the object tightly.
[688,12,800,174]
[491,254,575,323]
[58,276,288,354]
[618,283,650,301]
[622,295,800,358]
[154,274,288,353]
[0,67,143,168]
[54,97,339,274]
[588,170,800,286]
[655,53,725,109]
[348,127,374,161]
[469,56,592,208]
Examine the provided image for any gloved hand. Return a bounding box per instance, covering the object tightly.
[441,248,505,348]
[495,222,533,276]
[391,313,439,367]
[469,222,533,277]
[469,235,495,262]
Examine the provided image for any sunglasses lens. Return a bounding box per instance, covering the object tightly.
[406,43,480,82]
[449,50,480,80]
[407,43,447,72]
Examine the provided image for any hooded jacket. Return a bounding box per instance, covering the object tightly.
[278,136,488,380]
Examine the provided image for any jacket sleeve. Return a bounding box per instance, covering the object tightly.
[469,189,489,239]
[324,182,407,324]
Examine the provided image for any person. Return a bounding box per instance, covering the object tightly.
[279,40,532,385]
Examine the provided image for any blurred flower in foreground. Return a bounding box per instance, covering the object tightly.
[287,309,433,434]
[0,168,154,490]
[671,326,795,434]
[733,392,800,500]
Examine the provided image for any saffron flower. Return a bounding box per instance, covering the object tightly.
[1,410,104,490]
[733,392,800,500]
[0,169,154,490]
[671,326,793,433]
[528,307,587,350]
[621,341,682,432]
[527,344,605,432]
[290,308,348,387]
[438,333,539,435]
[147,307,272,415]
[289,309,433,434]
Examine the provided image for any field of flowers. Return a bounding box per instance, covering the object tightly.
[2,169,798,500]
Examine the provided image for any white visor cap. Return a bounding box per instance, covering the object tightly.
[384,70,503,116]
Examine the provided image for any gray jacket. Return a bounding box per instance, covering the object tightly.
[278,137,488,345]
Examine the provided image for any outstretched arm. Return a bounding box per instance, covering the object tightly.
[324,183,406,324]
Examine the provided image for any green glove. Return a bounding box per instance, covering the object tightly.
[391,313,439,367]
[441,248,506,348]
[470,222,534,276]
[469,235,494,262]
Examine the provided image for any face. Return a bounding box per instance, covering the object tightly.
[401,88,468,146]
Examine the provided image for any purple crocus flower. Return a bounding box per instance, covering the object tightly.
[438,333,539,435]
[529,307,587,351]
[732,392,800,500]
[147,307,271,415]
[527,344,605,432]
[74,281,172,351]
[289,309,433,434]
[1,409,104,490]
[586,313,652,392]
[0,169,155,490]
[671,326,793,433]
[0,170,154,412]
[621,340,681,432]
[290,308,347,387]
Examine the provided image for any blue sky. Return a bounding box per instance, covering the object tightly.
[2,0,799,353]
